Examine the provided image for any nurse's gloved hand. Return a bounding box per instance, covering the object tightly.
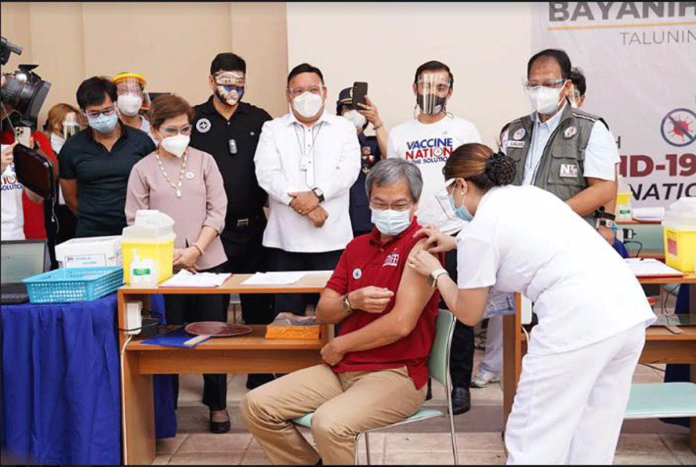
[414,225,457,253]
[347,286,394,313]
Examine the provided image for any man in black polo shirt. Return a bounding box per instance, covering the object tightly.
[190,53,275,390]
[60,76,155,237]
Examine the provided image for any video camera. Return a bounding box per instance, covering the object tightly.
[1,36,51,127]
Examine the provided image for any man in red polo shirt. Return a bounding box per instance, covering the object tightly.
[240,159,444,465]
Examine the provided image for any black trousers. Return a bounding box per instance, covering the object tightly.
[443,246,475,388]
[219,217,276,326]
[164,263,228,411]
[266,248,343,315]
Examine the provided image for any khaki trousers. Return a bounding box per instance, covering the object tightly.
[239,364,427,465]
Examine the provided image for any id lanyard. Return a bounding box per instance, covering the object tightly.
[293,121,323,187]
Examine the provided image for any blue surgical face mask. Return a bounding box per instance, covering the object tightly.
[448,190,473,222]
[87,112,119,134]
[371,208,411,236]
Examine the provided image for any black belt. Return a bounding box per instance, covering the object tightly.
[228,213,265,230]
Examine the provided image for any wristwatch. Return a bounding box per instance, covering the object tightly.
[311,187,325,203]
[428,268,449,288]
[598,219,616,230]
[342,294,353,314]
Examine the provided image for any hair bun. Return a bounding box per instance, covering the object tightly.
[485,151,517,186]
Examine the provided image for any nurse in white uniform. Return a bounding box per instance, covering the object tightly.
[407,142,656,465]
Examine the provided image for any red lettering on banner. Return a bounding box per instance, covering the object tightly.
[629,155,654,177]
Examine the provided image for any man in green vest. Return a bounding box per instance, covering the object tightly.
[501,49,618,226]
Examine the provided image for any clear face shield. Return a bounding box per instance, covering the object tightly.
[115,76,149,117]
[213,71,246,106]
[62,111,82,139]
[435,178,458,220]
[415,72,451,115]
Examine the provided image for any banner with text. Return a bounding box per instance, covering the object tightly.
[532,2,696,208]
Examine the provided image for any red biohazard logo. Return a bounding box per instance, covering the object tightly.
[661,109,696,147]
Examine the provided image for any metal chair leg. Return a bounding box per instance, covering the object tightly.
[447,376,460,465]
[365,432,372,465]
[354,432,362,465]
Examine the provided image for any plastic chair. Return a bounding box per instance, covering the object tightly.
[624,382,696,419]
[292,309,459,465]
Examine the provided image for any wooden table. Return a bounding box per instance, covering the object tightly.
[502,274,696,453]
[118,271,332,465]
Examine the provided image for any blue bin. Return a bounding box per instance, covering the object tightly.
[22,266,124,303]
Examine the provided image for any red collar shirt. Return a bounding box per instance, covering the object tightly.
[325,218,440,389]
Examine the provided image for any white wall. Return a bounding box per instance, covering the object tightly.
[286,2,533,147]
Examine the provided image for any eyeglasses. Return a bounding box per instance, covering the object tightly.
[370,200,413,212]
[288,86,323,98]
[214,71,246,86]
[523,78,567,91]
[416,81,451,94]
[84,106,116,119]
[159,124,192,136]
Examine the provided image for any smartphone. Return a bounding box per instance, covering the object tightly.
[352,82,368,109]
[15,126,32,147]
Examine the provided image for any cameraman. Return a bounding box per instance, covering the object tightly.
[1,141,45,240]
[1,105,55,241]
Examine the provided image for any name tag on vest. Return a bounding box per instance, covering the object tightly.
[559,163,579,178]
[506,141,525,149]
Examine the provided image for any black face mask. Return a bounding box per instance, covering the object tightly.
[214,84,244,107]
[416,93,447,115]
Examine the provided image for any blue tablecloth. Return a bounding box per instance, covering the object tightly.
[1,293,176,464]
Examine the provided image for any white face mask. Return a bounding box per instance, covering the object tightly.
[50,132,65,154]
[371,208,411,236]
[160,134,190,158]
[117,93,143,117]
[526,86,563,115]
[292,92,324,119]
[343,109,367,130]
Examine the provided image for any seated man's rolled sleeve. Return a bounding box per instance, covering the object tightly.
[202,153,227,234]
[325,250,350,295]
[456,234,498,289]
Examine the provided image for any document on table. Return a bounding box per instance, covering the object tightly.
[242,271,307,285]
[624,258,684,278]
[160,270,231,287]
[631,207,665,222]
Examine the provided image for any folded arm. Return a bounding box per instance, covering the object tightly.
[314,127,361,202]
[254,122,294,205]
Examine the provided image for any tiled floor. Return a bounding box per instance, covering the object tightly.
[153,345,694,465]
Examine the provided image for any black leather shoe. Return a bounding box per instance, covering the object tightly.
[246,373,276,390]
[451,386,471,415]
[209,409,231,434]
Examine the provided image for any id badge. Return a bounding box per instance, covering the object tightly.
[228,139,238,155]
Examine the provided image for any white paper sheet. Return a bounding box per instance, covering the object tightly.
[160,270,231,287]
[624,258,684,277]
[242,271,307,286]
[631,207,665,221]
